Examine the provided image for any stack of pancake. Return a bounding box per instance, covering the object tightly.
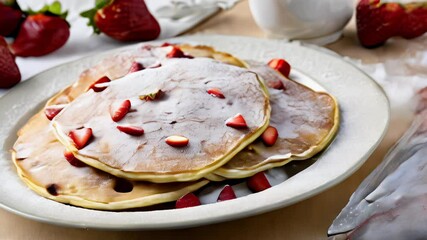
[11,44,339,210]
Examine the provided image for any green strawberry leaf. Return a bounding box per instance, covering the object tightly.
[80,0,113,35]
[25,1,68,19]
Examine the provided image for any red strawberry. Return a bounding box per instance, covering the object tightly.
[166,46,193,59]
[80,0,160,42]
[400,3,427,39]
[69,128,93,149]
[176,193,201,209]
[217,185,237,202]
[268,58,291,78]
[117,125,144,136]
[266,79,285,90]
[0,1,23,37]
[63,150,86,167]
[111,100,131,122]
[247,172,271,192]
[128,61,144,73]
[44,104,65,120]
[0,36,21,88]
[161,42,173,47]
[11,2,70,57]
[165,135,189,147]
[261,126,279,147]
[207,88,225,99]
[225,114,248,129]
[87,76,111,92]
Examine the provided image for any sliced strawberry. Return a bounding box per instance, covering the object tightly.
[166,46,193,59]
[139,89,163,101]
[225,114,248,129]
[117,125,144,136]
[0,36,21,88]
[69,128,93,149]
[128,61,144,73]
[217,185,237,202]
[267,79,285,90]
[87,76,111,92]
[268,58,291,78]
[165,135,189,147]
[261,126,279,147]
[80,0,160,42]
[161,42,173,47]
[111,100,131,122]
[11,2,70,57]
[247,172,271,192]
[207,88,225,99]
[0,2,23,37]
[175,193,201,209]
[63,150,86,167]
[44,105,65,120]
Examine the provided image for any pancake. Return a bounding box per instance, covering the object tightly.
[211,62,339,179]
[52,58,270,183]
[11,44,256,209]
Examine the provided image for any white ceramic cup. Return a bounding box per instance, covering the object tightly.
[249,0,354,45]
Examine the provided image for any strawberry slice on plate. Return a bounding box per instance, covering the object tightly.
[80,0,160,42]
[225,114,248,129]
[87,76,111,92]
[207,88,225,99]
[176,193,201,209]
[69,128,93,149]
[247,172,271,192]
[44,104,65,120]
[111,100,131,122]
[261,126,279,147]
[63,150,86,168]
[268,58,291,78]
[165,135,189,147]
[128,62,144,73]
[217,185,237,202]
[11,1,70,57]
[117,125,144,136]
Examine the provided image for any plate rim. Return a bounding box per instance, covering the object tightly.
[0,35,390,230]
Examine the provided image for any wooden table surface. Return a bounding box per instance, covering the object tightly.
[0,1,415,239]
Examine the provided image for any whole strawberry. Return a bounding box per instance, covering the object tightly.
[81,0,161,42]
[357,0,427,48]
[0,36,21,88]
[0,0,24,37]
[11,1,70,57]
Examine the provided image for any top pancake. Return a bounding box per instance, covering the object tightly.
[52,57,270,182]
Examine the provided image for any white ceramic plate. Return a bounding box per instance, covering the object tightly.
[0,35,389,230]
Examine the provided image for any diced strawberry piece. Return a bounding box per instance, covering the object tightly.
[44,105,65,120]
[128,61,144,73]
[261,126,279,147]
[161,42,173,47]
[176,193,201,209]
[217,185,237,202]
[165,135,189,147]
[267,79,286,90]
[247,172,271,192]
[225,114,248,129]
[166,46,193,59]
[87,76,111,92]
[207,88,225,99]
[117,125,144,136]
[69,128,93,149]
[268,58,291,78]
[111,100,131,122]
[63,150,86,167]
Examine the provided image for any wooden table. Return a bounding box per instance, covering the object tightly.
[0,1,419,239]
